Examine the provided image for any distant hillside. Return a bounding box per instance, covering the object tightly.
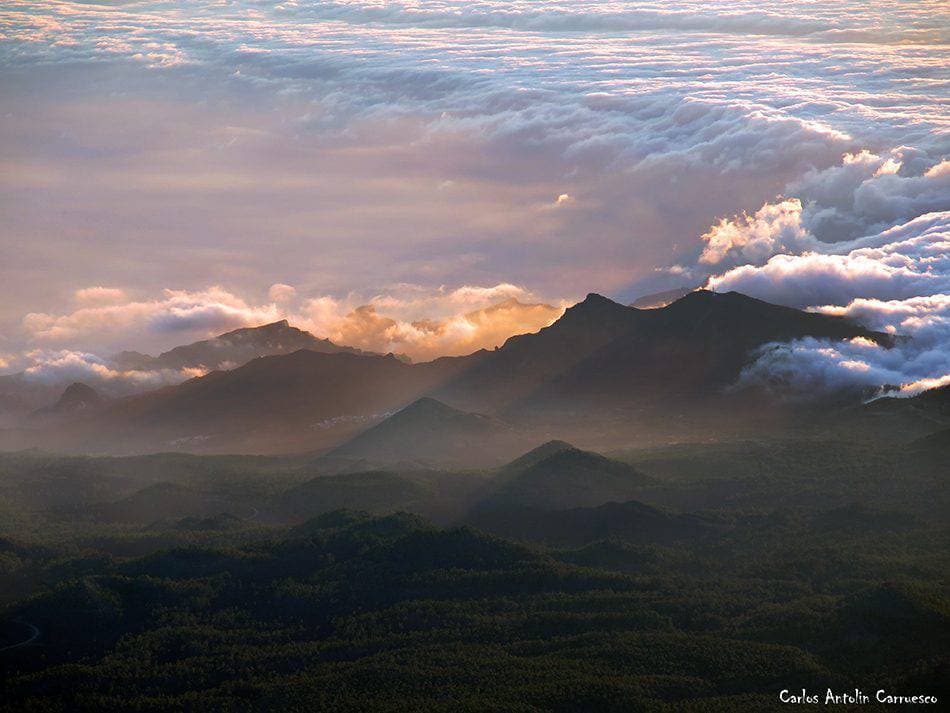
[432,293,642,413]
[911,427,950,451]
[93,482,226,524]
[5,290,903,456]
[870,383,950,419]
[272,471,429,521]
[469,499,721,547]
[837,384,950,443]
[29,383,107,425]
[51,382,105,413]
[329,397,527,469]
[473,442,654,512]
[44,350,482,455]
[2,320,370,420]
[112,319,366,372]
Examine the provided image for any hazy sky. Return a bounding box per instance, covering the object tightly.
[1,1,948,388]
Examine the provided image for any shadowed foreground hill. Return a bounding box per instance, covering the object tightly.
[0,428,947,709]
[2,511,946,711]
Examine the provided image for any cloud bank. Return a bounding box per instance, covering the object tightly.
[303,290,564,361]
[0,0,947,399]
[701,209,950,398]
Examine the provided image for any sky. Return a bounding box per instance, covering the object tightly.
[0,1,948,392]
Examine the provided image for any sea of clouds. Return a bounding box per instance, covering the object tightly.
[0,0,947,396]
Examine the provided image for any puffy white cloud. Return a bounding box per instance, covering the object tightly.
[692,149,949,271]
[706,212,950,397]
[736,324,950,400]
[789,148,950,243]
[699,199,814,267]
[20,349,206,393]
[706,212,950,308]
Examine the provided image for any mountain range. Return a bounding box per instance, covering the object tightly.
[2,289,944,456]
[47,350,482,454]
[110,319,369,372]
[434,290,891,417]
[0,319,372,424]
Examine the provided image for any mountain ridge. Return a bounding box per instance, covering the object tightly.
[435,289,891,417]
[112,319,368,373]
[2,290,908,455]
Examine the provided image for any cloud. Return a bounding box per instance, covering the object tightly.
[20,349,206,394]
[74,286,127,306]
[299,284,565,361]
[691,149,949,271]
[267,1,947,45]
[665,147,948,401]
[23,286,283,350]
[736,325,950,400]
[788,148,950,244]
[704,212,950,398]
[699,199,814,267]
[268,283,297,303]
[444,284,529,307]
[14,282,563,390]
[706,212,950,308]
[1,0,947,402]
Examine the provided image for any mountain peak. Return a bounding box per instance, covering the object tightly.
[400,396,464,417]
[53,382,104,412]
[412,395,447,405]
[560,293,630,320]
[259,318,290,330]
[481,442,653,511]
[114,318,367,375]
[501,439,577,474]
[218,319,295,340]
[580,293,619,307]
[328,396,520,468]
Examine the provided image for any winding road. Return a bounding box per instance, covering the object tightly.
[0,620,40,652]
